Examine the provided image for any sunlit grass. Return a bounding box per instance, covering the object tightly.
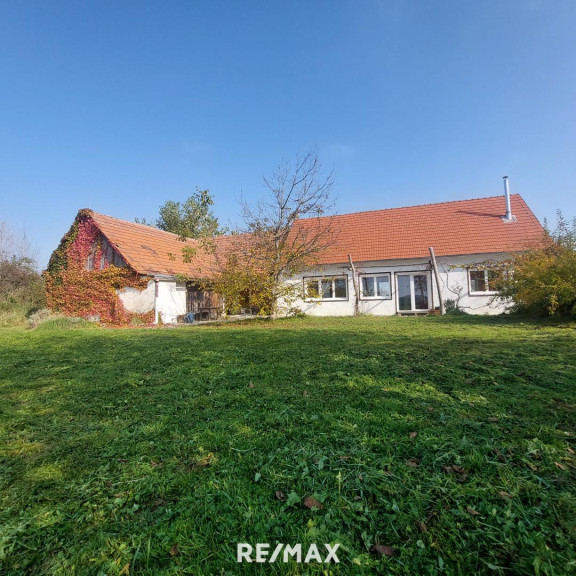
[0,316,575,575]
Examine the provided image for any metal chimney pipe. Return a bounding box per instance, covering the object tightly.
[503,176,512,220]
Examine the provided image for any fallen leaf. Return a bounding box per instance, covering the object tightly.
[554,461,567,471]
[151,460,162,468]
[371,544,396,556]
[458,473,469,483]
[120,563,130,575]
[466,506,481,516]
[415,521,427,532]
[409,431,418,439]
[526,462,539,472]
[488,417,499,423]
[275,490,286,501]
[568,447,575,455]
[452,465,466,474]
[248,382,254,388]
[498,491,513,499]
[169,543,179,557]
[354,495,362,501]
[427,407,434,412]
[113,493,125,499]
[117,458,128,463]
[195,453,214,468]
[443,465,454,474]
[406,458,421,467]
[303,496,323,510]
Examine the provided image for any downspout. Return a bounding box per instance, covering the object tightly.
[154,279,160,324]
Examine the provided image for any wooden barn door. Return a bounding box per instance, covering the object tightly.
[186,283,223,319]
[186,283,204,314]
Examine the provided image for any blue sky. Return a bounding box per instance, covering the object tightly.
[1,0,575,268]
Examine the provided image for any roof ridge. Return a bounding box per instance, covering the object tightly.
[90,211,200,243]
[90,193,521,231]
[299,194,523,221]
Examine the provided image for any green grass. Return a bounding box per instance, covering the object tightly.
[0,316,575,575]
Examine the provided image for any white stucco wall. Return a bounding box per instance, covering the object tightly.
[155,280,187,324]
[117,281,156,314]
[284,253,511,317]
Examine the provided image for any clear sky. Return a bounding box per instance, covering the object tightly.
[1,0,575,268]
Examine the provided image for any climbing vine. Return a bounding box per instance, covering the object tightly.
[45,211,154,325]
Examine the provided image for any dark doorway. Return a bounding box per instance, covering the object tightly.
[186,283,223,320]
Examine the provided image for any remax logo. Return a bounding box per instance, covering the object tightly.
[237,543,340,564]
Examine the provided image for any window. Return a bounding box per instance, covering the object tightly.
[469,269,502,294]
[304,275,348,300]
[360,273,392,299]
[397,273,429,311]
[86,242,100,271]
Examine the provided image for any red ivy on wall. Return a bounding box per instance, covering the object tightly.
[44,211,154,325]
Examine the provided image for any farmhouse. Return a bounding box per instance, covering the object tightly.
[288,192,543,316]
[45,209,236,324]
[45,192,543,323]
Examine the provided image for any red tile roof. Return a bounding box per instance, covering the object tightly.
[293,194,544,264]
[84,194,543,277]
[89,211,240,277]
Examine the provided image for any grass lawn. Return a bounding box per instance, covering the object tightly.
[0,316,575,575]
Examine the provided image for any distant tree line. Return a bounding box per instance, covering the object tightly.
[0,223,45,324]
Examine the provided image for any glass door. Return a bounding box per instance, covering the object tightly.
[396,274,429,311]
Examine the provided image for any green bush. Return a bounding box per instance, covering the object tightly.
[498,212,576,317]
[0,223,46,324]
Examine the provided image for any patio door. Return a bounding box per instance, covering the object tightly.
[397,273,430,312]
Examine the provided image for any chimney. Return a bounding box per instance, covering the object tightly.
[502,176,516,222]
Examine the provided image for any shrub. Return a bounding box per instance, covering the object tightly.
[498,211,576,317]
[26,308,53,328]
[444,299,469,315]
[0,223,46,324]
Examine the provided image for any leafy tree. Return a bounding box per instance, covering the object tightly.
[156,188,221,239]
[498,211,576,317]
[209,151,336,317]
[136,188,221,240]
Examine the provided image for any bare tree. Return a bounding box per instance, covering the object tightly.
[211,151,337,316]
[0,222,35,265]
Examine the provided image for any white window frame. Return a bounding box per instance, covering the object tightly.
[395,272,431,312]
[359,273,392,300]
[468,268,501,296]
[304,275,348,301]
